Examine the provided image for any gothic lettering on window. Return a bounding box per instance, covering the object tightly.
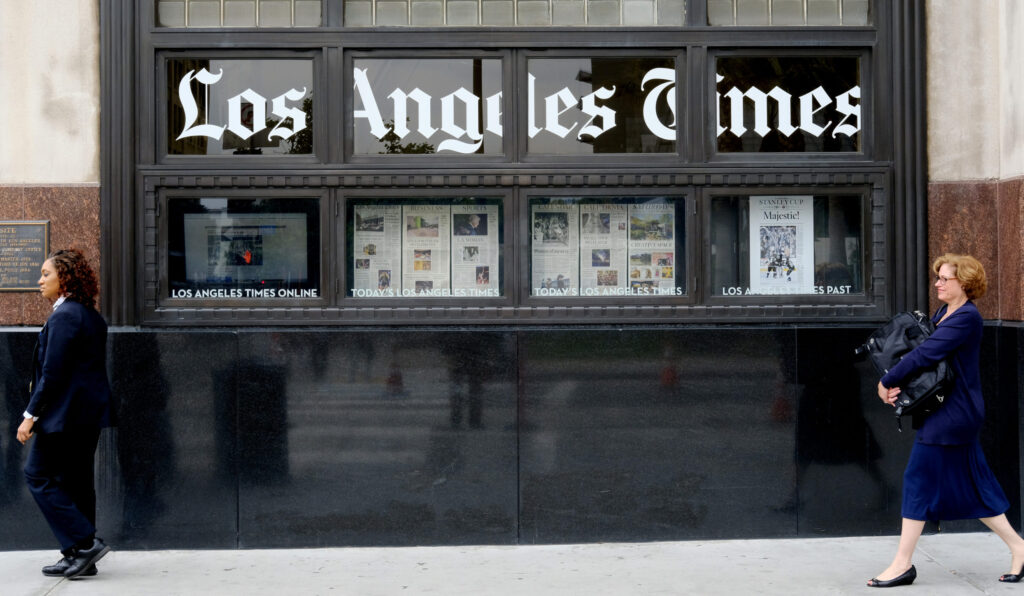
[715,57,861,153]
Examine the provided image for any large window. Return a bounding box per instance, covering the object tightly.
[526,57,679,156]
[715,56,862,154]
[127,0,909,324]
[166,58,315,157]
[343,0,687,26]
[707,0,869,26]
[350,58,505,156]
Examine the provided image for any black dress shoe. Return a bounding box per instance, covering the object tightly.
[64,538,110,579]
[867,565,917,588]
[42,556,97,577]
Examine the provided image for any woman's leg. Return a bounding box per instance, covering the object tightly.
[871,518,925,582]
[23,432,97,552]
[980,514,1024,575]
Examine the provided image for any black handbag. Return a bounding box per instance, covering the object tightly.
[855,310,954,431]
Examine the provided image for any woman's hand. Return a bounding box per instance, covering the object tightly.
[16,418,34,444]
[877,381,901,406]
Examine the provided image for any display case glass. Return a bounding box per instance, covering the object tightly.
[167,197,321,299]
[347,197,505,298]
[528,196,685,297]
[710,194,864,297]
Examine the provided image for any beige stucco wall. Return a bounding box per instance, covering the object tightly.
[999,0,1024,180]
[927,0,1023,181]
[0,1,100,184]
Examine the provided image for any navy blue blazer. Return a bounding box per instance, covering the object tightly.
[26,300,112,434]
[881,301,984,445]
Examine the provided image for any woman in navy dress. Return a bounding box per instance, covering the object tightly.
[867,254,1024,587]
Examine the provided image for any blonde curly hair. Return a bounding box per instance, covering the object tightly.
[932,253,987,300]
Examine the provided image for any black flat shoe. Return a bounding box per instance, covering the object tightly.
[868,565,916,588]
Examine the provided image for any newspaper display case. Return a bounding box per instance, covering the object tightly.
[709,193,866,301]
[165,195,324,303]
[346,197,505,299]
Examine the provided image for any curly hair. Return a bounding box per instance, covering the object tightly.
[932,253,987,300]
[48,248,99,309]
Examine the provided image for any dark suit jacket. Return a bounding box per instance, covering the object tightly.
[26,300,112,434]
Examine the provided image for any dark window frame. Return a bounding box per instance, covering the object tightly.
[344,50,515,165]
[104,0,928,326]
[707,48,874,162]
[338,188,516,307]
[700,185,877,307]
[517,49,687,164]
[156,49,326,165]
[155,187,331,312]
[519,187,697,306]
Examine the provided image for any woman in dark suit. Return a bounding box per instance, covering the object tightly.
[867,254,1024,587]
[16,249,112,579]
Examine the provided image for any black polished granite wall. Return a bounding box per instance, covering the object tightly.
[0,324,1019,550]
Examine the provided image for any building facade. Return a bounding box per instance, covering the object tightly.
[0,0,1021,549]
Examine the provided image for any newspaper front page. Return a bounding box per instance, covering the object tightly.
[627,203,676,296]
[352,205,402,297]
[748,195,815,295]
[452,204,500,297]
[402,204,451,296]
[579,204,628,296]
[531,203,579,296]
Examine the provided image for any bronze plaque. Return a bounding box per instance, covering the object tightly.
[0,222,50,291]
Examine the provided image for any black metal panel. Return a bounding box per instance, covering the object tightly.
[922,324,1021,534]
[1018,324,1024,528]
[887,0,929,312]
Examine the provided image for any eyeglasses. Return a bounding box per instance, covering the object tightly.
[934,275,958,285]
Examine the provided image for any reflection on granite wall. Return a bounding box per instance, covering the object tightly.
[518,329,804,542]
[0,326,1020,550]
[928,178,1024,321]
[0,185,101,326]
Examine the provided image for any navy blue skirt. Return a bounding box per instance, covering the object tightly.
[902,439,1009,522]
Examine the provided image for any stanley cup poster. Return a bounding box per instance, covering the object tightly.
[748,196,815,295]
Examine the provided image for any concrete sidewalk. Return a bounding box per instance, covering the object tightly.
[2,532,1022,595]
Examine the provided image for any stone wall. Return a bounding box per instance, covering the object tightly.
[0,185,101,325]
[0,1,101,326]
[926,0,1024,321]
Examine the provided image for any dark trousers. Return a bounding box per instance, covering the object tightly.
[24,427,101,553]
